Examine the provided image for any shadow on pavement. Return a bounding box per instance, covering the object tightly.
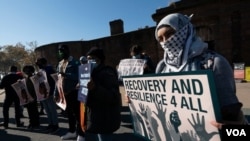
[0,129,31,141]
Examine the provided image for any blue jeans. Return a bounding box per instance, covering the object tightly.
[85,132,114,141]
[41,96,58,125]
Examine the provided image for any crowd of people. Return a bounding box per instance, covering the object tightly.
[0,12,248,141]
[0,44,122,141]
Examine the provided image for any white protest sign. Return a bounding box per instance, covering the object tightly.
[51,73,67,110]
[12,79,34,106]
[117,59,146,80]
[30,70,50,101]
[123,71,221,141]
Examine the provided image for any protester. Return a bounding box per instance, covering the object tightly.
[0,66,24,128]
[129,44,155,74]
[155,13,248,126]
[54,44,85,140]
[35,57,59,134]
[85,47,122,141]
[22,65,40,130]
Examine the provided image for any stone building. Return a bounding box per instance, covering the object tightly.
[35,0,250,70]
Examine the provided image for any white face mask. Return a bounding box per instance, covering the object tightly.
[132,54,140,59]
[88,59,96,64]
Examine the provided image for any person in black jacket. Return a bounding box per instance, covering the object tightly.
[0,66,23,128]
[85,47,121,141]
[22,65,40,130]
[54,44,84,140]
[36,57,59,134]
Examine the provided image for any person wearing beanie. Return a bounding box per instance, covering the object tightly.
[84,47,121,141]
[54,44,85,141]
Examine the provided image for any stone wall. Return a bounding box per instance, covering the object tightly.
[35,27,160,69]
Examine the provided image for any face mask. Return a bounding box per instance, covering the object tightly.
[58,50,69,59]
[88,59,99,69]
[159,24,188,66]
[88,59,96,64]
[132,54,140,59]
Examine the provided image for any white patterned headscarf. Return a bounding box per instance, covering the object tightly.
[155,13,208,72]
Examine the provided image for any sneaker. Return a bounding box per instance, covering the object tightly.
[77,135,85,141]
[49,125,59,134]
[61,131,77,140]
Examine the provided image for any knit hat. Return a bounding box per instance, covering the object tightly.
[87,47,105,61]
[58,44,69,51]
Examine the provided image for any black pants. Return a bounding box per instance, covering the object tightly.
[25,100,40,126]
[3,95,21,127]
[65,90,84,136]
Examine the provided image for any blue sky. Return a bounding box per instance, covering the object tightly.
[0,0,175,47]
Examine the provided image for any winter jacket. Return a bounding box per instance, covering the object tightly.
[156,50,243,122]
[54,56,80,96]
[85,64,122,134]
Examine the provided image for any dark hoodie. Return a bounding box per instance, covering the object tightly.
[85,48,121,134]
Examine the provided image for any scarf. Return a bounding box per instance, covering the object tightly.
[155,13,208,72]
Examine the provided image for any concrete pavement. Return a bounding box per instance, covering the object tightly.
[0,83,249,141]
[0,87,142,141]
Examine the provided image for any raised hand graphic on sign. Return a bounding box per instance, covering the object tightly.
[188,113,218,141]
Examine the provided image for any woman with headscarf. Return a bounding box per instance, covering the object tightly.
[155,13,248,127]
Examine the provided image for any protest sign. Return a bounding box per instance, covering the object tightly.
[78,63,94,102]
[12,79,34,106]
[117,59,146,80]
[51,73,67,110]
[78,62,96,131]
[123,70,221,141]
[30,70,50,101]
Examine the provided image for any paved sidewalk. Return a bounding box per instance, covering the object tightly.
[0,83,249,141]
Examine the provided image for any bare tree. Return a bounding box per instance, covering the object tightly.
[0,41,38,73]
[26,41,39,69]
